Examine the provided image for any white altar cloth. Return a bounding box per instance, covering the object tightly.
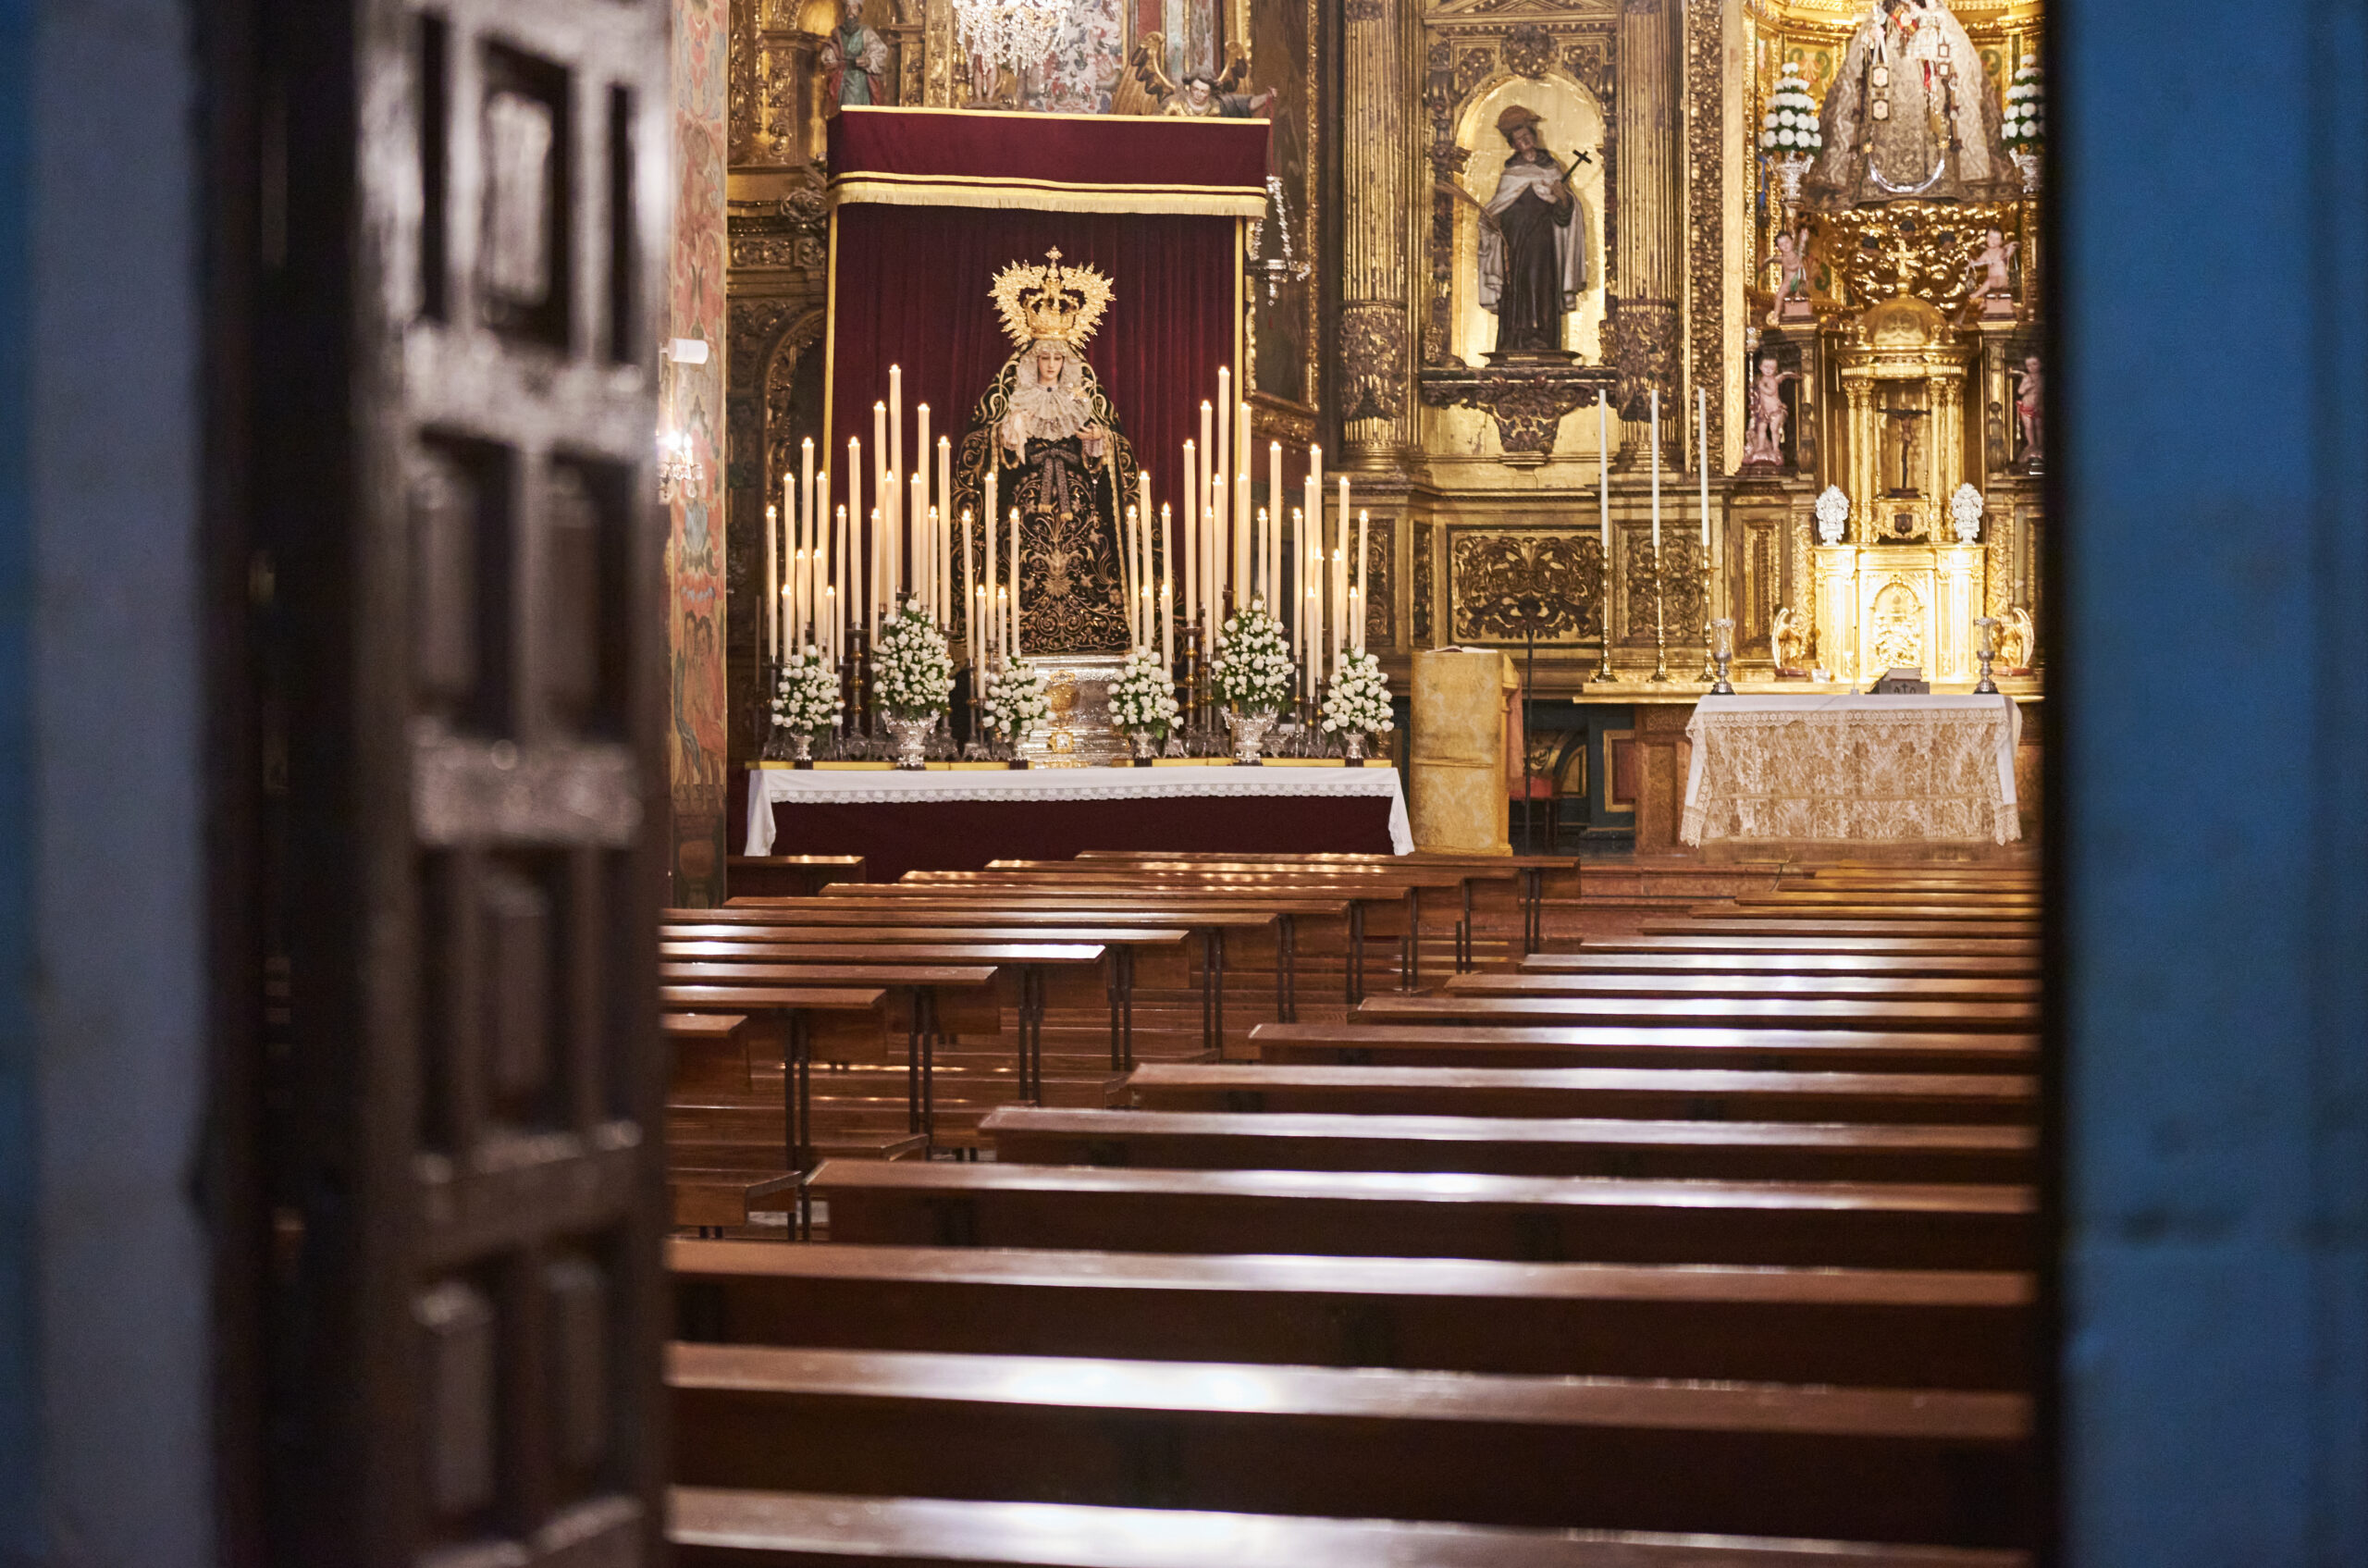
[746,764,1415,857]
[1681,695,2022,847]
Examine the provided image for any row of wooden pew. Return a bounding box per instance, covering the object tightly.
[663,851,2042,1565]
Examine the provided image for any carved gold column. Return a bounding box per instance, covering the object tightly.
[1610,0,1680,443]
[1812,544,1857,682]
[1339,0,1418,460]
[1935,544,1982,683]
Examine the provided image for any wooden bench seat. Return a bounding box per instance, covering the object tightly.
[725,854,868,899]
[671,1487,2030,1567]
[1646,920,2039,941]
[808,1159,2034,1269]
[1525,952,2040,978]
[1248,1022,2034,1074]
[1596,934,2038,957]
[668,1238,2033,1389]
[1446,972,2040,1004]
[668,1344,2030,1547]
[980,1106,2034,1185]
[1128,1062,2035,1125]
[1352,994,2040,1033]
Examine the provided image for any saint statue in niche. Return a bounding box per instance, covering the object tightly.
[958,250,1141,655]
[819,0,891,108]
[1806,0,2016,208]
[1477,106,1586,358]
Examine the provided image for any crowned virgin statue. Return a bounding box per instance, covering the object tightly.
[956,251,1143,655]
[1806,0,2016,208]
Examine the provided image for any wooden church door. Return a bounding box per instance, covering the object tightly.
[242,2,673,1563]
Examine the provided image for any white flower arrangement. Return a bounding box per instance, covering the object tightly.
[2002,59,2043,149]
[1321,649,1395,739]
[1108,646,1181,740]
[1758,62,1822,158]
[771,645,845,735]
[977,655,1050,736]
[1210,599,1296,714]
[868,604,955,721]
[1815,485,1851,545]
[1950,483,1986,545]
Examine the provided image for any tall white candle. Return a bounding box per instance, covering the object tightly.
[1649,390,1661,553]
[870,506,883,639]
[871,401,886,537]
[1198,401,1215,617]
[800,438,818,640]
[818,474,833,654]
[1597,392,1610,562]
[1267,441,1282,604]
[765,501,780,661]
[1122,504,1141,645]
[984,468,999,658]
[1215,370,1232,606]
[847,436,863,576]
[1356,508,1369,654]
[1182,438,1199,634]
[888,367,903,548]
[833,500,848,662]
[1009,507,1022,658]
[1160,501,1175,670]
[961,507,975,666]
[914,401,930,527]
[938,436,953,569]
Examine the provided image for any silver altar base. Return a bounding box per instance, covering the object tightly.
[1017,653,1130,767]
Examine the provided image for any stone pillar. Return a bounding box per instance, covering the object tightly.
[1339,0,1418,458]
[1410,648,1516,854]
[1610,0,1681,438]
[1813,543,1857,681]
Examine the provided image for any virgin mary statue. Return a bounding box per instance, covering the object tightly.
[1806,0,2016,208]
[956,251,1143,655]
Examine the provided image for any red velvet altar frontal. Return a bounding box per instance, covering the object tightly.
[824,108,1267,495]
[730,782,1395,885]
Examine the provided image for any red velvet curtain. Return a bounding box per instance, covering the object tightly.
[825,109,1264,512]
[830,209,1239,510]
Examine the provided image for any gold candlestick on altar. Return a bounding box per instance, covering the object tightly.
[1697,560,1718,685]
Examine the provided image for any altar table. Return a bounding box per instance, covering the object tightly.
[742,765,1414,882]
[1681,695,2022,848]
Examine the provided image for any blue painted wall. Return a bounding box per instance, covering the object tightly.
[2059,0,2368,1560]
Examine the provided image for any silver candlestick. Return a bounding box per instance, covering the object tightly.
[1709,619,1735,694]
[1973,616,2001,695]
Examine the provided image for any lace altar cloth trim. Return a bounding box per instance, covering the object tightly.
[1681,696,2022,847]
[747,764,1414,856]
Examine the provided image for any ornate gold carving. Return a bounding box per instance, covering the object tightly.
[1605,295,1679,418]
[1817,200,2020,316]
[1452,533,1608,642]
[1563,37,1613,102]
[1345,0,1386,20]
[1341,302,1410,422]
[1453,46,1498,101]
[1502,25,1554,79]
[1363,517,1399,649]
[1683,0,1723,465]
[1412,522,1435,645]
[1869,578,1924,671]
[1417,365,1611,463]
[1622,533,1704,645]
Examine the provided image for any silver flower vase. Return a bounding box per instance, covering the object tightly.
[884,714,934,770]
[789,731,814,764]
[1341,730,1366,765]
[1225,708,1277,765]
[1128,731,1160,766]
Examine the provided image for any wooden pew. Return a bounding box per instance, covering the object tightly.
[1247,1021,2034,1075]
[1646,920,2039,942]
[669,1343,2032,1548]
[1128,1062,2036,1125]
[1525,951,2039,978]
[669,1237,2035,1389]
[1444,971,2040,1005]
[727,853,867,899]
[1595,933,2038,957]
[671,1488,2032,1568]
[660,985,886,1235]
[1352,993,2040,1034]
[980,1106,2034,1185]
[808,1160,2035,1270]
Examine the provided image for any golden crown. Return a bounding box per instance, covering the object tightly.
[990,248,1116,350]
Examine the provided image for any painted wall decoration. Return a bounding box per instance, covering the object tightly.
[1032,0,1128,112]
[671,0,730,906]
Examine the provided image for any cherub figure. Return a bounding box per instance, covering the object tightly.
[1776,225,1812,302]
[1743,353,1803,468]
[1967,227,2018,301]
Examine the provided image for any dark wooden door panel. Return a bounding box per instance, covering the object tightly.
[255,3,671,1565]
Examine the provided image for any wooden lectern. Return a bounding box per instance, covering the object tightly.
[1409,648,1520,854]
